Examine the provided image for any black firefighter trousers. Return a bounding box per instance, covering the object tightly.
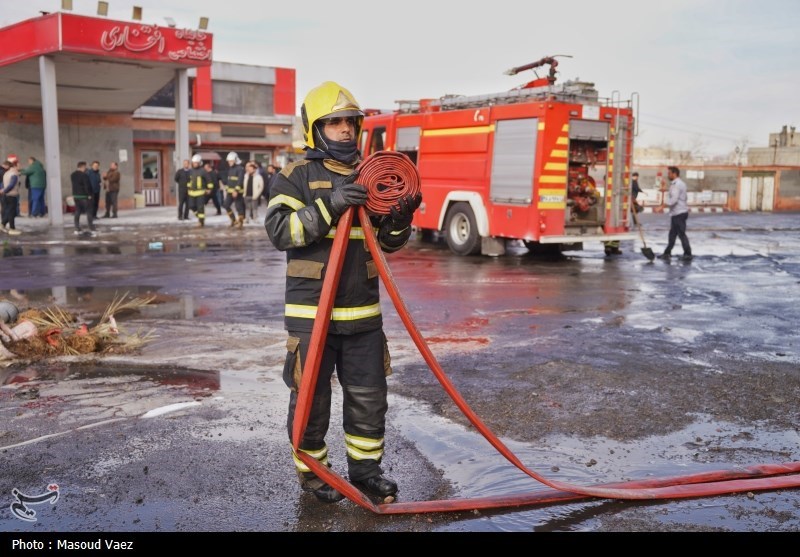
[284,328,390,483]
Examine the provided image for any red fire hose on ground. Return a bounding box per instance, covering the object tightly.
[292,151,800,514]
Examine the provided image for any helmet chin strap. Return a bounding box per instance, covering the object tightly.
[313,124,330,152]
[310,123,359,165]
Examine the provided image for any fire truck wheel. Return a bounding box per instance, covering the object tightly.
[445,202,481,256]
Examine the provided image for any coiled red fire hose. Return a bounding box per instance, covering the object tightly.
[292,151,800,514]
[357,150,422,216]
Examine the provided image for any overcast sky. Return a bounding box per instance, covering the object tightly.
[2,0,798,156]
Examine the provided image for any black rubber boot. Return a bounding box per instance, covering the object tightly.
[306,483,345,504]
[298,472,344,504]
[353,475,398,499]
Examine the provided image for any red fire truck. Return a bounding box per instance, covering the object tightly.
[360,57,639,256]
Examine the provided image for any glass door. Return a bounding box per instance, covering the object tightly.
[141,151,161,206]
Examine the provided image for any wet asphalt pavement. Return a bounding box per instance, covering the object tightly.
[0,208,799,542]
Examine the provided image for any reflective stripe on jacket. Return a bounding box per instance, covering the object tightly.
[225,164,245,193]
[188,167,211,197]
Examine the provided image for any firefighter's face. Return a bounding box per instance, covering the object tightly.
[321,116,356,142]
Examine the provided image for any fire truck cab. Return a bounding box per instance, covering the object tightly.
[360,59,639,256]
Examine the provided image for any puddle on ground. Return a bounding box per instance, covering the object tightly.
[388,393,800,531]
[0,287,216,322]
[0,237,258,257]
[0,285,163,306]
[0,284,282,325]
[0,363,221,446]
[1,363,219,394]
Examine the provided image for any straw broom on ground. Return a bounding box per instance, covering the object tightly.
[7,293,157,359]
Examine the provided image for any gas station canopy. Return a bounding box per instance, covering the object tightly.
[0,11,213,227]
[0,11,212,112]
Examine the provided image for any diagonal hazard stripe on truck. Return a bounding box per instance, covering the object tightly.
[537,188,566,209]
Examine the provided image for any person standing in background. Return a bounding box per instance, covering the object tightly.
[20,156,47,218]
[174,159,191,221]
[0,161,7,225]
[87,160,102,219]
[631,171,643,214]
[1,155,22,235]
[264,164,279,203]
[103,162,121,218]
[70,161,96,236]
[256,162,269,213]
[243,161,264,224]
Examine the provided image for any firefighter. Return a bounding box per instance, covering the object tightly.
[265,81,421,504]
[187,154,211,227]
[603,240,622,256]
[223,151,246,228]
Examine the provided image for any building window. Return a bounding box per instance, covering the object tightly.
[252,151,273,167]
[143,78,195,108]
[212,81,274,116]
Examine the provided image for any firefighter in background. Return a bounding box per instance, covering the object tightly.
[603,241,622,256]
[187,154,212,227]
[601,173,622,256]
[203,161,221,216]
[265,81,421,504]
[223,151,246,228]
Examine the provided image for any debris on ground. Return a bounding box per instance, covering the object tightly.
[0,294,157,363]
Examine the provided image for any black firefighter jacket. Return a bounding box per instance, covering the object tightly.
[265,158,412,335]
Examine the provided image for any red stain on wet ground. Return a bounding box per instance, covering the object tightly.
[21,396,66,409]
[425,336,490,345]
[462,317,490,329]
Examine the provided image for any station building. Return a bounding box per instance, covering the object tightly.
[0,9,296,224]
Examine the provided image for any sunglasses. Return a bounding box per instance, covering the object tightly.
[321,116,357,127]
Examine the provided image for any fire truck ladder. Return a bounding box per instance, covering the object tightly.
[398,82,601,114]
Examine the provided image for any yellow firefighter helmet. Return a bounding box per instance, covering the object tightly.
[300,81,364,150]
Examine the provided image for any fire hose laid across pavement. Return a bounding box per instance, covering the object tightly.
[292,151,800,514]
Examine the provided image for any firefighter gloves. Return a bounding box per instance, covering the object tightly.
[329,182,368,218]
[389,193,422,230]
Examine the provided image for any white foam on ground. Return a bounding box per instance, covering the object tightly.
[140,401,201,419]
